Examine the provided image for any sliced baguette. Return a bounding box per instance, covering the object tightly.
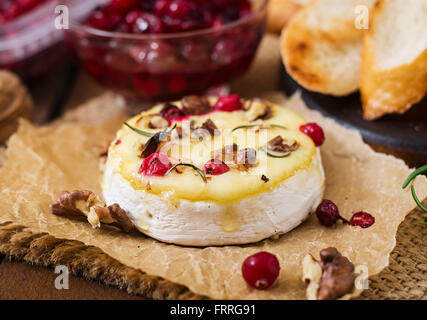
[267,0,310,33]
[361,0,427,120]
[281,0,376,96]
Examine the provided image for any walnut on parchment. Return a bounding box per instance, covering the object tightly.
[50,190,134,233]
[302,247,355,300]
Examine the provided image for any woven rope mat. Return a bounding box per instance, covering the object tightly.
[0,201,425,300]
[358,203,427,300]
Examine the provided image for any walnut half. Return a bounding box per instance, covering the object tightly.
[50,190,134,233]
[302,247,355,300]
[244,98,272,121]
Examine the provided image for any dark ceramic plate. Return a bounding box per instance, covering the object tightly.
[280,64,427,166]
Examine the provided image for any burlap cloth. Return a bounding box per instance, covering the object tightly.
[0,35,426,299]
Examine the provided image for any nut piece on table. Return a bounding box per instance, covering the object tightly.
[302,254,323,300]
[50,190,134,233]
[302,247,355,300]
[244,98,272,121]
[0,70,34,143]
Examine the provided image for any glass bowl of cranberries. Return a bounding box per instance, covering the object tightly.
[0,0,98,81]
[64,0,268,101]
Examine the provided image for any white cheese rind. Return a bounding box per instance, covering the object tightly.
[103,150,325,246]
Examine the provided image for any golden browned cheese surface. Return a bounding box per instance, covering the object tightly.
[109,100,316,203]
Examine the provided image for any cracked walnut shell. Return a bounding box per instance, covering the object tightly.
[50,190,134,233]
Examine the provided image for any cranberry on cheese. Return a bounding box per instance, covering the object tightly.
[103,95,325,246]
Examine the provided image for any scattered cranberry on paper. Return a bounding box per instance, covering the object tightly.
[348,211,375,228]
[316,200,375,229]
[242,252,280,290]
[316,199,341,227]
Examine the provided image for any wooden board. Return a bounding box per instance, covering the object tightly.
[280,65,427,167]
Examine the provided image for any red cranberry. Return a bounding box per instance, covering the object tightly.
[167,0,191,19]
[145,41,177,70]
[124,9,141,25]
[3,2,23,21]
[84,60,106,78]
[125,11,164,34]
[139,152,172,176]
[211,0,229,10]
[129,45,148,64]
[316,200,375,229]
[19,0,41,11]
[212,39,237,64]
[242,252,280,290]
[111,0,139,12]
[238,0,252,17]
[299,123,325,147]
[182,42,208,63]
[160,103,185,120]
[87,8,122,31]
[140,0,156,12]
[203,159,230,175]
[349,211,375,228]
[154,0,170,15]
[104,47,140,72]
[167,76,187,93]
[160,103,186,119]
[214,94,243,112]
[221,6,239,23]
[212,16,224,29]
[132,77,160,96]
[316,200,341,227]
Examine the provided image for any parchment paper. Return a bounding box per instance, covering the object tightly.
[0,89,426,299]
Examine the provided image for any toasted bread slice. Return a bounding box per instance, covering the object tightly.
[267,0,310,33]
[281,0,376,96]
[361,0,427,120]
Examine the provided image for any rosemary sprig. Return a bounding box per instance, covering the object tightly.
[270,124,288,130]
[232,124,287,132]
[124,122,154,137]
[124,122,177,138]
[402,165,427,213]
[260,147,291,158]
[165,163,207,183]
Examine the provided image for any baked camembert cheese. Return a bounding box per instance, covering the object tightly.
[103,95,325,246]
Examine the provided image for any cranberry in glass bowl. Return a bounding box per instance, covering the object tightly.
[63,0,268,102]
[0,0,99,81]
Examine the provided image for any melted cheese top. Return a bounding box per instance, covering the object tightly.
[107,99,316,203]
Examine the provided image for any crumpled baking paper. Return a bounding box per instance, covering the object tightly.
[0,89,425,299]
